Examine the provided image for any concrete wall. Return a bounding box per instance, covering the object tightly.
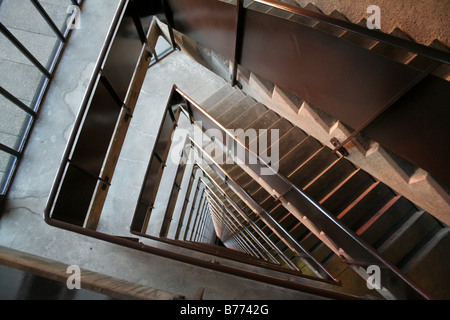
[293,0,450,47]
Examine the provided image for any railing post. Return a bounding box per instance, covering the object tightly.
[161,0,180,51]
[231,0,244,88]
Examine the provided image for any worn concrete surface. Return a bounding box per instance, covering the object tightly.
[294,0,450,47]
[0,0,73,191]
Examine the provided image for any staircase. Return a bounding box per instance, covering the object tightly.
[113,0,450,299]
[38,0,450,300]
[176,82,449,299]
[168,0,450,226]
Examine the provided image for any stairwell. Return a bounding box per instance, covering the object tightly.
[145,0,450,299]
[169,0,450,225]
[1,0,448,300]
[189,81,450,299]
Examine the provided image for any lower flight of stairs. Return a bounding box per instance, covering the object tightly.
[194,82,450,299]
[164,0,450,228]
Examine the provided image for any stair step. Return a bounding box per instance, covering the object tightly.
[357,196,414,245]
[369,27,416,64]
[0,95,32,151]
[0,27,58,68]
[278,212,299,231]
[216,96,257,127]
[299,232,320,251]
[401,228,450,299]
[0,59,44,105]
[339,18,378,49]
[200,85,235,111]
[245,0,271,13]
[267,126,308,160]
[313,10,348,37]
[377,210,442,266]
[268,202,289,221]
[277,136,324,177]
[0,0,67,38]
[266,7,295,19]
[288,3,322,27]
[227,102,268,129]
[244,109,281,132]
[320,170,375,216]
[303,158,357,200]
[290,222,310,242]
[288,147,340,189]
[209,89,248,120]
[321,253,348,277]
[311,242,334,263]
[338,182,396,232]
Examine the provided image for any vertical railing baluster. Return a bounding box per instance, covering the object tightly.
[231,0,244,88]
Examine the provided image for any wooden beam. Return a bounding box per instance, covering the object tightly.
[0,246,181,300]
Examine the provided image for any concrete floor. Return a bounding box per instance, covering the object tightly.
[0,0,338,300]
[0,0,72,192]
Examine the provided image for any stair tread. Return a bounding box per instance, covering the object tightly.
[277,136,324,177]
[339,18,378,49]
[266,7,295,19]
[209,89,247,119]
[378,210,443,266]
[339,182,396,231]
[313,10,348,37]
[319,169,375,212]
[370,27,416,64]
[216,96,257,127]
[303,158,357,200]
[201,85,235,111]
[227,102,268,129]
[401,228,450,299]
[264,126,307,160]
[288,147,340,189]
[287,3,322,27]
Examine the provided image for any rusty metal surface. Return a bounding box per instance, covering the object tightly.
[101,13,145,102]
[130,110,178,232]
[50,1,148,225]
[51,164,98,226]
[166,0,237,60]
[240,9,422,131]
[69,78,122,177]
[164,0,450,185]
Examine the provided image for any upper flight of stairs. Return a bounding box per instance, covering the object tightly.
[191,82,450,299]
[167,0,450,227]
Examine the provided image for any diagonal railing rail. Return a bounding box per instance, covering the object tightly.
[130,85,432,299]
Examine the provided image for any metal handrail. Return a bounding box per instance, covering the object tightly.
[197,165,299,271]
[170,85,432,299]
[44,0,129,219]
[187,137,337,281]
[253,0,450,65]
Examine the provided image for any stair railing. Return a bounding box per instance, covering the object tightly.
[133,84,432,299]
[158,0,450,186]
